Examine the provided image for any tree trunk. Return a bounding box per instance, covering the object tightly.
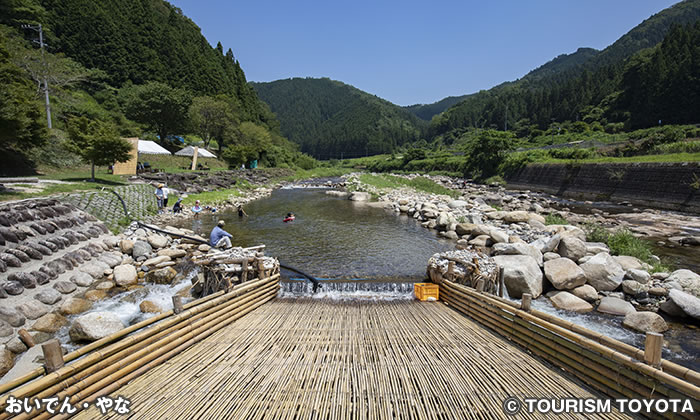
[91,161,95,181]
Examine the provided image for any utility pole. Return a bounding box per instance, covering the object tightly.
[22,23,52,129]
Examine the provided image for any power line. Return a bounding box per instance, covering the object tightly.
[21,23,52,129]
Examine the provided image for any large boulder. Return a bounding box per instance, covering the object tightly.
[488,229,509,244]
[455,223,476,236]
[32,313,68,333]
[348,192,371,202]
[580,253,625,291]
[143,256,171,267]
[503,211,531,223]
[571,284,598,302]
[16,301,49,320]
[622,312,668,333]
[614,256,647,272]
[120,239,135,254]
[0,346,14,377]
[664,269,700,298]
[621,280,649,295]
[544,258,586,290]
[69,312,125,342]
[59,297,93,315]
[145,267,178,284]
[493,255,543,298]
[666,289,700,320]
[70,272,95,287]
[34,288,62,305]
[626,269,651,284]
[448,200,469,209]
[53,280,77,294]
[157,248,187,259]
[547,291,593,313]
[557,237,587,262]
[79,260,110,279]
[0,307,26,327]
[492,243,543,266]
[113,264,138,287]
[597,296,635,316]
[139,300,163,313]
[132,241,153,259]
[147,235,169,249]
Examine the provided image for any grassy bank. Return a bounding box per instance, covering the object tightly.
[355,174,459,198]
[585,225,671,272]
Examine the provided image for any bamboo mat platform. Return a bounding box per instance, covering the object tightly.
[74,298,630,419]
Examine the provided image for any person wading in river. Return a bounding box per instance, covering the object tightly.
[210,220,233,249]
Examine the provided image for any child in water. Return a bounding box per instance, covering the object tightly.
[283,212,295,222]
[192,200,203,218]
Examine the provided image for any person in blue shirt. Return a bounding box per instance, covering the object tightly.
[210,220,232,249]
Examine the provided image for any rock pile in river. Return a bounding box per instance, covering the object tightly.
[343,173,700,330]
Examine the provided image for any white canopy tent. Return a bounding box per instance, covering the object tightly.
[138,140,172,155]
[175,146,217,158]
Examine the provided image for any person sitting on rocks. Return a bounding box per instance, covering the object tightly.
[173,197,184,214]
[210,220,232,249]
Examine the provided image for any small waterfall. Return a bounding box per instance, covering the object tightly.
[280,279,416,300]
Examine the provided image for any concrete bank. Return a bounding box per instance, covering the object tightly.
[505,162,700,213]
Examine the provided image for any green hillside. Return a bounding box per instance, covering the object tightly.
[0,0,310,175]
[252,77,427,159]
[430,0,700,139]
[404,94,472,121]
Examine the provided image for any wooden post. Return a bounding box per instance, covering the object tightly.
[242,262,248,282]
[446,261,455,282]
[42,340,64,373]
[475,279,484,293]
[521,293,532,312]
[256,257,266,279]
[190,146,199,170]
[644,332,663,366]
[172,296,184,314]
[498,268,505,298]
[18,329,35,348]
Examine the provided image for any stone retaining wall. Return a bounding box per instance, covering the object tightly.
[505,162,700,213]
[61,184,157,231]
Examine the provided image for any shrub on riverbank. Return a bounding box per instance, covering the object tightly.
[584,225,670,272]
[357,174,459,198]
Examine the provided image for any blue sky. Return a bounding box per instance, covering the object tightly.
[169,0,678,106]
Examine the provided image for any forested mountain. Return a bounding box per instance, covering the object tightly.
[0,0,310,174]
[404,94,472,121]
[430,0,700,139]
[252,78,427,159]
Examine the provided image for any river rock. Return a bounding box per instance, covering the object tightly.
[492,243,543,265]
[53,280,77,294]
[597,296,636,316]
[2,280,24,295]
[139,300,162,313]
[503,211,531,223]
[543,252,560,262]
[157,248,187,259]
[447,200,468,209]
[132,241,153,259]
[145,267,177,284]
[143,255,171,267]
[666,289,700,320]
[440,231,459,240]
[585,242,610,255]
[0,346,14,377]
[113,264,138,287]
[547,291,593,313]
[580,253,625,291]
[59,297,93,315]
[0,321,12,337]
[489,229,509,244]
[80,260,110,279]
[348,192,371,201]
[9,272,36,289]
[571,284,599,302]
[0,307,25,327]
[120,239,135,254]
[468,235,493,247]
[493,255,543,298]
[664,269,700,297]
[648,287,668,297]
[455,223,476,236]
[16,301,48,320]
[147,235,169,249]
[99,253,122,268]
[621,280,649,295]
[31,313,67,333]
[68,272,92,287]
[557,237,587,262]
[70,312,125,342]
[96,281,115,290]
[625,268,651,284]
[539,234,562,253]
[613,256,646,272]
[84,290,108,301]
[544,258,586,290]
[34,288,62,305]
[622,312,668,333]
